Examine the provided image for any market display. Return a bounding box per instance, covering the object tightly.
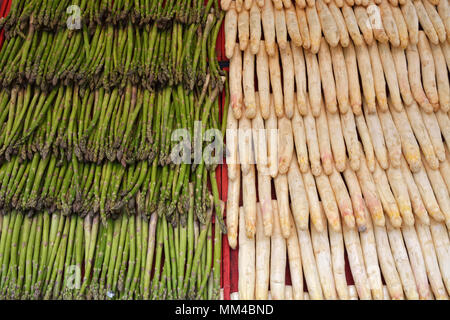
[223,0,450,300]
[0,0,226,300]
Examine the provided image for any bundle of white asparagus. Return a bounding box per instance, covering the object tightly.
[223,0,450,300]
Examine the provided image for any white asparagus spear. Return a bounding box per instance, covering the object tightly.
[227,169,241,250]
[329,1,351,47]
[305,99,323,176]
[243,165,257,238]
[230,292,240,300]
[363,105,389,170]
[367,1,390,43]
[226,103,239,182]
[377,106,402,168]
[270,200,286,300]
[272,0,283,9]
[274,5,288,50]
[255,203,271,300]
[437,0,450,37]
[416,220,449,300]
[429,219,450,295]
[399,156,430,225]
[245,0,253,11]
[268,44,284,117]
[411,160,445,223]
[292,102,309,173]
[368,42,388,112]
[404,102,439,169]
[316,0,340,47]
[303,169,325,232]
[258,172,273,237]
[305,50,322,117]
[311,205,338,300]
[286,212,304,300]
[296,224,324,300]
[252,93,269,174]
[327,110,347,172]
[389,103,421,173]
[391,46,414,106]
[402,224,433,300]
[278,116,294,175]
[440,147,450,191]
[279,44,295,119]
[355,42,377,113]
[371,216,405,300]
[239,115,254,175]
[230,45,244,120]
[288,157,310,230]
[221,0,233,10]
[383,286,391,300]
[261,0,277,56]
[296,7,311,50]
[274,173,291,239]
[243,48,257,119]
[390,5,408,49]
[329,165,356,228]
[238,206,256,300]
[285,286,293,300]
[256,41,271,120]
[413,0,439,44]
[249,2,262,55]
[296,0,307,7]
[422,0,446,43]
[238,9,250,51]
[285,5,303,47]
[436,111,450,152]
[342,219,372,299]
[356,144,385,226]
[318,39,338,114]
[380,0,400,47]
[385,219,420,300]
[237,0,243,12]
[306,5,322,54]
[359,205,384,300]
[341,109,361,171]
[348,286,358,300]
[377,42,403,112]
[354,114,375,172]
[406,44,434,114]
[225,4,238,59]
[400,0,419,44]
[430,42,450,113]
[343,166,368,231]
[354,5,374,45]
[316,101,334,175]
[291,44,308,116]
[328,221,350,300]
[330,45,350,114]
[372,159,403,228]
[266,95,279,178]
[315,173,342,232]
[417,31,439,111]
[420,107,446,162]
[342,3,364,46]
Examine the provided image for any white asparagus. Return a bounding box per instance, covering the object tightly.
[404,102,439,169]
[316,0,340,47]
[227,169,241,250]
[252,94,268,172]
[355,42,377,113]
[383,286,391,300]
[274,6,288,50]
[315,173,342,232]
[238,206,256,300]
[285,286,293,300]
[429,219,450,295]
[292,102,310,172]
[330,45,350,114]
[436,111,450,152]
[305,99,323,176]
[367,1,390,43]
[243,48,257,119]
[390,5,409,49]
[329,165,356,228]
[359,205,384,300]
[400,156,430,225]
[221,0,233,10]
[437,0,450,37]
[422,0,446,43]
[258,172,273,237]
[250,2,262,55]
[286,212,304,300]
[430,42,450,113]
[378,106,402,168]
[278,116,294,175]
[368,42,388,112]
[354,5,374,45]
[377,42,403,112]
[416,220,449,299]
[238,9,250,51]
[279,44,295,119]
[391,45,414,106]
[266,95,279,178]
[305,50,322,117]
[268,44,284,117]
[343,166,368,231]
[255,203,271,300]
[270,200,286,300]
[296,7,311,50]
[327,110,347,172]
[272,0,283,9]
[245,0,253,10]
[385,219,420,300]
[328,221,350,300]
[420,107,446,161]
[230,45,244,119]
[318,39,338,114]
[256,41,271,120]
[239,115,254,175]
[243,165,257,238]
[344,43,362,115]
[285,5,303,47]
[225,4,238,59]
[380,0,400,47]
[303,169,325,232]
[329,1,351,47]
[261,0,277,56]
[316,101,334,175]
[341,110,361,171]
[306,5,322,53]
[417,31,439,110]
[441,148,450,191]
[413,0,440,44]
[226,103,239,182]
[402,224,433,300]
[400,0,419,44]
[363,106,389,170]
[291,44,308,115]
[288,157,310,230]
[274,173,291,239]
[311,205,338,300]
[342,3,365,46]
[237,0,243,12]
[348,286,358,300]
